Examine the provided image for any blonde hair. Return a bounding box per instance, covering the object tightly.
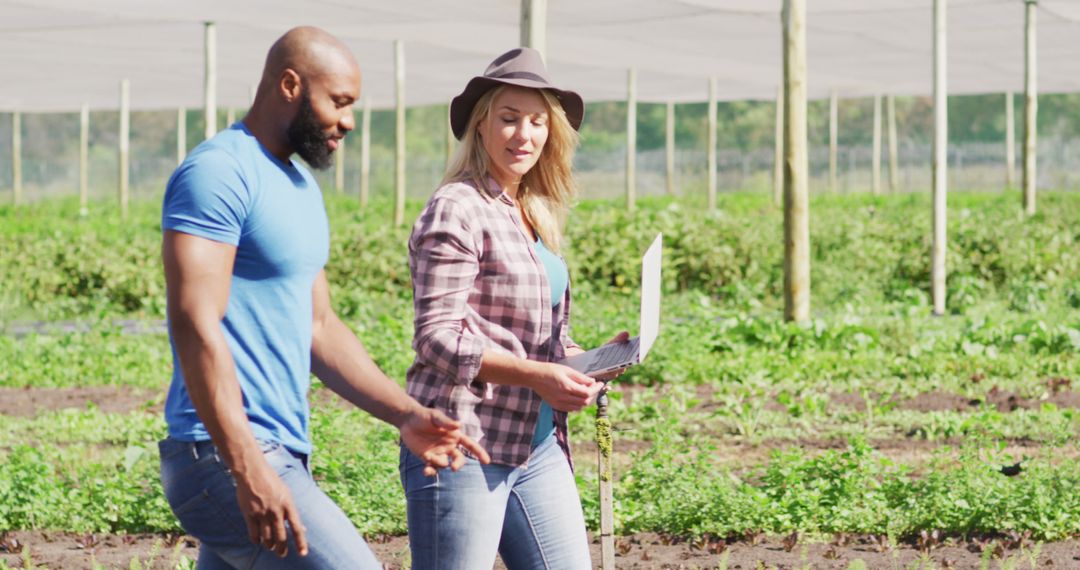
[443,85,580,253]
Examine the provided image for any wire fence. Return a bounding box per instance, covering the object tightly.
[0,111,1077,207]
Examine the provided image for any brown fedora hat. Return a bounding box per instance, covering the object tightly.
[449,47,584,140]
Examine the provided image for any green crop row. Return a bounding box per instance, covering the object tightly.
[601,430,1080,541]
[3,192,1079,321]
[2,404,1079,541]
[3,290,1078,392]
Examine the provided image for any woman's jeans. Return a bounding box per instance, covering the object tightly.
[400,433,592,570]
[159,437,380,569]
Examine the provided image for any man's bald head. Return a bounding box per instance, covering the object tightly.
[261,26,360,87]
[245,26,360,169]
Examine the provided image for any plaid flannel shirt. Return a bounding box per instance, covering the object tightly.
[406,178,581,467]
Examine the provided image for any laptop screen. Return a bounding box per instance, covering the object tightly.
[638,233,662,361]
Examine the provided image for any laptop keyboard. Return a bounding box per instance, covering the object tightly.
[590,337,640,371]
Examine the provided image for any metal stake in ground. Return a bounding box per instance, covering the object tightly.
[596,391,614,570]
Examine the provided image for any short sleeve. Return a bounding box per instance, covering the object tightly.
[162,150,251,245]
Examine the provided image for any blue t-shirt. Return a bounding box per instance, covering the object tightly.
[161,123,330,455]
[532,238,568,446]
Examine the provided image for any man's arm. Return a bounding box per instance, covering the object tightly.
[163,230,308,558]
[309,271,490,474]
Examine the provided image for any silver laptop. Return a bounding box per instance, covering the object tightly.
[559,233,662,377]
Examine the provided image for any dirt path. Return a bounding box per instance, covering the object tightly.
[2,531,1078,569]
[8,384,1078,418]
[0,387,161,417]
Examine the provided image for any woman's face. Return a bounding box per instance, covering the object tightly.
[479,86,550,190]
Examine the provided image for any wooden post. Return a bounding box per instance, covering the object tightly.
[334,135,345,193]
[887,95,899,192]
[520,0,547,60]
[177,107,187,165]
[1005,91,1015,188]
[707,77,717,210]
[394,40,406,226]
[872,94,882,194]
[360,97,371,208]
[665,101,675,195]
[931,0,948,316]
[773,85,783,206]
[596,392,615,570]
[119,79,130,219]
[204,22,217,140]
[782,0,810,323]
[226,107,235,127]
[829,90,838,192]
[79,104,89,217]
[1022,0,1037,215]
[11,111,21,206]
[626,68,637,212]
[446,101,455,169]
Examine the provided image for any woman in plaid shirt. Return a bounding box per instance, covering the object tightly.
[400,48,625,569]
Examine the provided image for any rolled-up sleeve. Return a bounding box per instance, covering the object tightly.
[409,196,487,384]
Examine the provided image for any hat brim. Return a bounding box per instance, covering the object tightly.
[450,76,584,140]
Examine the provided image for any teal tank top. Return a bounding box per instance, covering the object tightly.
[532,238,568,446]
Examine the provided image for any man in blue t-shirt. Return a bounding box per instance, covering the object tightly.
[159,27,489,568]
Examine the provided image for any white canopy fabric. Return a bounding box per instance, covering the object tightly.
[2,0,1079,112]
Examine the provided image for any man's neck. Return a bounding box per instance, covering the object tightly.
[242,108,293,163]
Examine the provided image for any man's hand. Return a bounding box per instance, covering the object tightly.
[234,459,309,558]
[400,407,491,477]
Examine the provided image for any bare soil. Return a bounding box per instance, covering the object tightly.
[7,383,1077,419]
[2,531,1079,569]
[0,387,161,418]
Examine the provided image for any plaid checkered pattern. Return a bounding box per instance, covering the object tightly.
[407,178,581,467]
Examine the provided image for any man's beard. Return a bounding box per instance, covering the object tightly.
[286,94,335,170]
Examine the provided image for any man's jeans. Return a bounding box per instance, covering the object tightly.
[159,437,380,569]
[400,432,592,570]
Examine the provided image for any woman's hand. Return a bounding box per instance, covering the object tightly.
[593,331,632,382]
[532,362,604,412]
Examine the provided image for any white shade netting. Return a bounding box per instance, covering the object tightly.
[1,0,1079,112]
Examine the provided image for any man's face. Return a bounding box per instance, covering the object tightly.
[286,62,359,170]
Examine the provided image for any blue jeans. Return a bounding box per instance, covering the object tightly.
[399,433,592,570]
[158,437,380,569]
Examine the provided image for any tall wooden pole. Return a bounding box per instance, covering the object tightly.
[394,40,406,226]
[829,90,838,192]
[707,77,717,211]
[334,135,345,193]
[204,22,217,140]
[360,97,371,208]
[1022,0,1037,215]
[446,102,455,169]
[872,94,882,194]
[177,107,187,165]
[1005,91,1016,188]
[11,111,21,206]
[119,79,130,219]
[887,95,899,192]
[596,392,615,570]
[782,0,810,322]
[626,68,637,212]
[773,85,783,206]
[520,0,547,60]
[931,0,948,316]
[79,104,89,217]
[665,101,675,195]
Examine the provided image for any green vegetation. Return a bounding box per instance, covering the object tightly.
[1,192,1079,544]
